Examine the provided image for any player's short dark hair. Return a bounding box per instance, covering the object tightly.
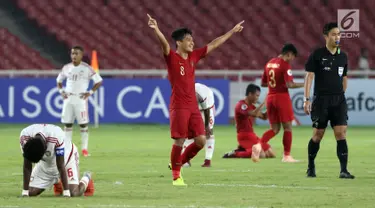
[72,45,84,52]
[323,22,338,35]
[23,135,46,163]
[281,43,298,56]
[246,84,261,96]
[171,28,192,41]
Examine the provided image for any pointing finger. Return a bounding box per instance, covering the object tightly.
[147,14,152,19]
[238,20,245,25]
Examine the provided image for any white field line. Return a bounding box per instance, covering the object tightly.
[85,205,260,208]
[200,183,329,190]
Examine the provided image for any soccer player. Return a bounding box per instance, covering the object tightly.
[56,46,103,157]
[222,84,276,161]
[20,124,94,197]
[183,83,216,167]
[147,14,244,185]
[255,43,304,163]
[304,22,354,179]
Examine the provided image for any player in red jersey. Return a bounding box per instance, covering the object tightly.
[223,84,276,161]
[147,14,244,185]
[254,44,304,163]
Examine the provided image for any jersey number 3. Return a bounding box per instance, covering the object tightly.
[268,69,276,88]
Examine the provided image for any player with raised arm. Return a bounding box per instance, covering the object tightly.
[252,44,304,163]
[56,46,103,157]
[183,83,216,167]
[222,84,276,161]
[20,124,94,197]
[147,14,244,185]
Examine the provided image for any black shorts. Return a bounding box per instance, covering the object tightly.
[310,94,348,129]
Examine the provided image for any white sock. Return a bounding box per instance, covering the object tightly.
[79,175,90,190]
[64,127,73,141]
[182,139,194,154]
[80,127,89,150]
[205,136,215,160]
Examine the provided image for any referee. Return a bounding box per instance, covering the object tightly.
[303,22,354,179]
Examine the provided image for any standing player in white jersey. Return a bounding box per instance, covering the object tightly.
[20,124,94,197]
[56,46,103,157]
[183,83,216,167]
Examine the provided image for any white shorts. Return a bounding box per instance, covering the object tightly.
[200,106,215,130]
[29,144,80,189]
[61,96,89,124]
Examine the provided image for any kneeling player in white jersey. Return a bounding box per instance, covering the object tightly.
[183,83,215,167]
[20,124,94,197]
[57,46,103,157]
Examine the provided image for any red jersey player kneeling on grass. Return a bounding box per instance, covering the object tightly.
[223,84,276,161]
[256,43,304,163]
[20,124,94,197]
[147,14,244,186]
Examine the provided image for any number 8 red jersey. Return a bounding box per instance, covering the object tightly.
[261,57,294,95]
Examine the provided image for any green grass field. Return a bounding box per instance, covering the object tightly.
[0,124,374,208]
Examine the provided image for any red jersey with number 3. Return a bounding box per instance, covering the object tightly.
[235,100,256,133]
[164,46,207,109]
[261,57,294,95]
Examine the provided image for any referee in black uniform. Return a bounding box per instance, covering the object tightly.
[303,22,354,179]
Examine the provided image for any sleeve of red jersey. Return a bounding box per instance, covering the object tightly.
[164,49,175,63]
[192,46,208,63]
[283,62,294,82]
[235,102,249,116]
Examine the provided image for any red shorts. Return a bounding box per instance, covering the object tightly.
[236,132,260,150]
[266,93,294,124]
[170,108,205,139]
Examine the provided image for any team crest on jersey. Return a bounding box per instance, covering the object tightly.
[287,69,293,76]
[241,104,247,110]
[338,67,344,76]
[45,151,51,157]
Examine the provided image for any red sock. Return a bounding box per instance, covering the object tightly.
[234,150,252,158]
[181,142,203,164]
[171,144,183,180]
[261,142,271,152]
[283,131,292,156]
[260,129,276,144]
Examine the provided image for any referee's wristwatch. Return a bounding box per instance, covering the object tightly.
[303,97,310,102]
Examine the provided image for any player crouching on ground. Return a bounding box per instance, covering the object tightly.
[20,124,94,197]
[183,83,216,167]
[223,84,276,161]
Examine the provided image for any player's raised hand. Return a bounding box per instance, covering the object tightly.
[303,100,311,115]
[147,14,158,29]
[232,20,244,33]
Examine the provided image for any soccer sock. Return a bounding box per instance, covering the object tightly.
[79,175,90,191]
[182,139,194,154]
[205,136,215,160]
[261,142,271,152]
[80,126,89,150]
[283,131,292,156]
[181,142,203,164]
[64,127,73,141]
[171,144,183,180]
[337,139,348,173]
[308,138,320,169]
[260,129,276,144]
[234,150,252,158]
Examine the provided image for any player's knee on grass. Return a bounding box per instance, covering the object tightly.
[194,135,206,148]
[28,187,44,196]
[69,184,83,197]
[65,123,73,128]
[312,128,325,142]
[265,148,276,158]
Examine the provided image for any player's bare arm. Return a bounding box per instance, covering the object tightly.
[56,72,67,99]
[343,76,347,92]
[80,81,103,100]
[206,20,244,55]
[22,158,32,196]
[147,14,170,56]
[248,102,265,117]
[286,81,304,88]
[303,72,315,115]
[56,155,70,197]
[257,112,268,120]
